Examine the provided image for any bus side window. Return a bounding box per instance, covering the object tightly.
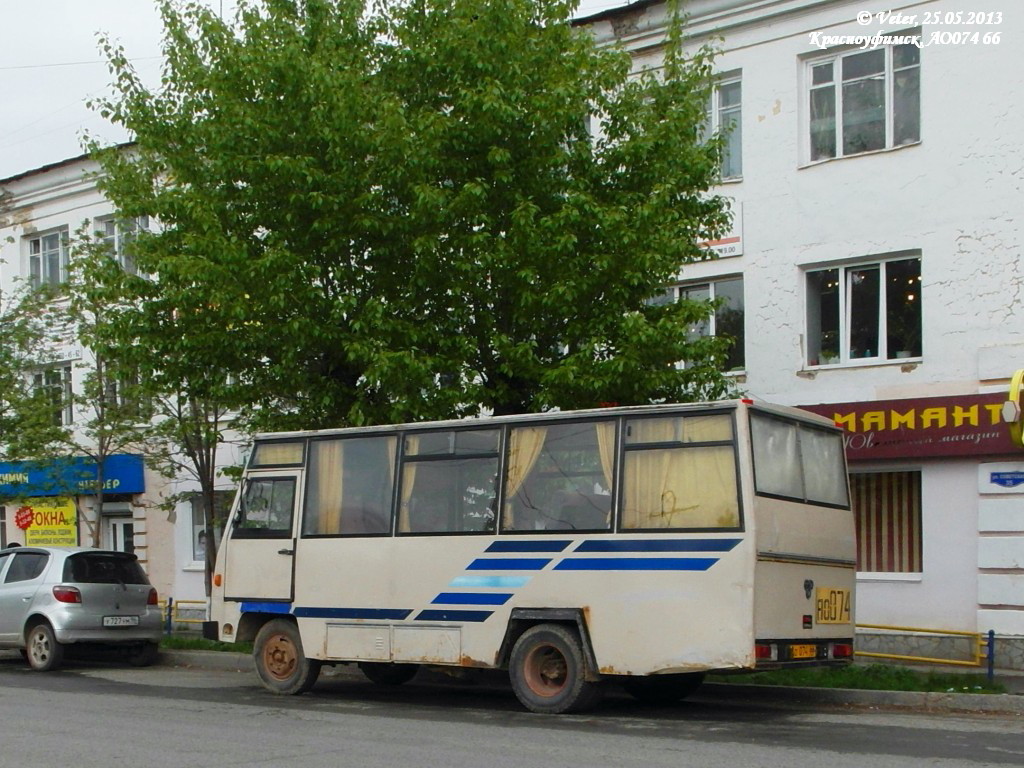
[233,477,296,537]
[398,429,499,535]
[304,437,397,536]
[502,421,614,532]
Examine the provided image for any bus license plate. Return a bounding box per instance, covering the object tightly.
[103,615,139,627]
[790,644,817,659]
[815,587,851,624]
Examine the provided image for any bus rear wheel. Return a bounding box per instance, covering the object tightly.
[509,623,602,714]
[254,619,321,695]
[622,672,706,705]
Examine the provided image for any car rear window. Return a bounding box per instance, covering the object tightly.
[63,553,150,585]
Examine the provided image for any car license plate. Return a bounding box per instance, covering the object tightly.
[103,615,140,627]
[815,587,852,624]
[790,644,817,660]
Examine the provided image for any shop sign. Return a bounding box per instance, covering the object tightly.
[0,454,145,498]
[800,393,1017,461]
[19,497,78,547]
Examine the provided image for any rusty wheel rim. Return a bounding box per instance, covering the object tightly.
[262,632,298,681]
[523,643,568,698]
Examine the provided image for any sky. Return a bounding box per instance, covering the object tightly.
[0,0,627,181]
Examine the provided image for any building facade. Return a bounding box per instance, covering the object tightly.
[583,0,1024,665]
[0,154,240,608]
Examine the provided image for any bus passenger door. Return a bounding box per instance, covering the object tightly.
[222,471,301,603]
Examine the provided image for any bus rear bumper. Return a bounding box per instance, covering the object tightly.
[753,638,854,669]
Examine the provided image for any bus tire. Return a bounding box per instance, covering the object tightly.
[358,662,419,686]
[622,672,705,705]
[509,623,602,714]
[253,619,321,695]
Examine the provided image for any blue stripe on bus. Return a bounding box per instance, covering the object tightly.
[554,557,718,571]
[574,539,741,553]
[449,575,532,588]
[467,558,551,570]
[240,601,293,614]
[431,592,513,606]
[415,609,493,622]
[292,607,413,620]
[485,540,572,553]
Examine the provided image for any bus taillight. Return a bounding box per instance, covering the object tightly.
[831,643,854,659]
[755,643,776,661]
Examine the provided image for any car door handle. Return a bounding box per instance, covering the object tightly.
[278,548,294,556]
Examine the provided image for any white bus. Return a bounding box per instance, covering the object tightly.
[207,399,854,713]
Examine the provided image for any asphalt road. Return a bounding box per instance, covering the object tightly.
[0,654,1022,768]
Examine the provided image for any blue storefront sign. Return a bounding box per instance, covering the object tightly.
[0,454,145,497]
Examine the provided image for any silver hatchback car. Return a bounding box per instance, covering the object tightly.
[0,546,163,671]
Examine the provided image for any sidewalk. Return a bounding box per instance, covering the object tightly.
[160,650,1024,716]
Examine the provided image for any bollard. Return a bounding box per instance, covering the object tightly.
[165,596,174,635]
[987,629,995,686]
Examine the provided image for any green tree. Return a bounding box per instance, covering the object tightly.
[88,0,734,432]
[77,230,243,590]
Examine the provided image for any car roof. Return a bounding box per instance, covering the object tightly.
[1,546,135,559]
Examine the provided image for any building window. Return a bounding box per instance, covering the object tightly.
[97,216,150,275]
[806,255,921,366]
[27,229,69,289]
[807,38,920,161]
[661,277,745,371]
[851,471,922,573]
[703,77,742,179]
[190,491,234,560]
[33,365,73,426]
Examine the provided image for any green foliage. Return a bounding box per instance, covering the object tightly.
[160,633,253,654]
[0,280,70,463]
[715,664,1006,694]
[87,0,735,430]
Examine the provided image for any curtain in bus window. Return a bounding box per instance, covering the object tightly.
[799,427,850,507]
[596,422,615,490]
[252,441,303,466]
[398,435,419,533]
[304,440,344,535]
[622,446,738,529]
[503,427,547,530]
[851,471,921,572]
[750,415,803,499]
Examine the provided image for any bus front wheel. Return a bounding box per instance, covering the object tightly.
[509,623,602,714]
[253,619,321,695]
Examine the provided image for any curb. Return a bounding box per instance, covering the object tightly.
[160,650,1024,715]
[701,682,1024,716]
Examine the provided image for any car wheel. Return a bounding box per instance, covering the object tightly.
[358,662,419,686]
[622,672,706,705]
[509,623,603,714]
[253,619,321,695]
[26,622,65,672]
[128,641,161,667]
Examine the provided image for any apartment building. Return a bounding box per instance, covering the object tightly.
[0,154,239,606]
[582,0,1024,665]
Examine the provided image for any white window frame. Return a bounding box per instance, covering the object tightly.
[26,228,69,288]
[805,254,922,367]
[703,74,742,180]
[96,215,150,276]
[32,365,74,426]
[659,276,745,372]
[804,33,920,163]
